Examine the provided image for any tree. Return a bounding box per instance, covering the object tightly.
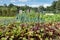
[56,0,60,12]
[10,6,17,16]
[51,1,57,13]
[51,1,57,10]
[4,4,7,7]
[45,1,57,13]
[8,3,15,8]
[39,6,45,13]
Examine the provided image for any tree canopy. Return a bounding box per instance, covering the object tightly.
[0,0,60,16]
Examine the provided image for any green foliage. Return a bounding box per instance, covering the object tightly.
[0,0,60,17]
[40,14,60,22]
[0,31,2,35]
[0,4,17,17]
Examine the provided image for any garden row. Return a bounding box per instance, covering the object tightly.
[0,22,60,40]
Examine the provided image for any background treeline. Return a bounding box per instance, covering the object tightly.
[0,0,60,16]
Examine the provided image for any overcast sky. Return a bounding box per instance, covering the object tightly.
[0,0,55,7]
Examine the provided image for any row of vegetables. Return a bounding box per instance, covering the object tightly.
[16,12,60,23]
[40,14,60,22]
[0,22,60,40]
[0,13,60,25]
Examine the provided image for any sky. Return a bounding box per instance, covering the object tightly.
[0,0,56,7]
